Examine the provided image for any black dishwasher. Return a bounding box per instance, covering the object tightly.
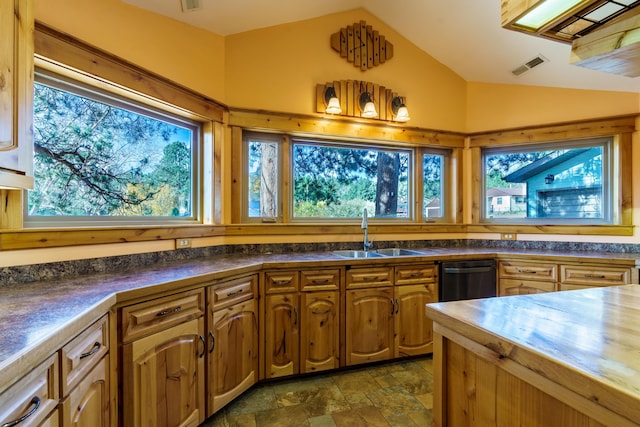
[439,259,496,302]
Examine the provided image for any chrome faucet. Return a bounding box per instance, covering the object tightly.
[362,207,374,251]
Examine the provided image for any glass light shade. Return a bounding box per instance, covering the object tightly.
[516,0,586,30]
[394,106,411,122]
[362,101,377,118]
[325,96,342,114]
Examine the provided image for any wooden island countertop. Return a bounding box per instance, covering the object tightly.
[425,284,640,427]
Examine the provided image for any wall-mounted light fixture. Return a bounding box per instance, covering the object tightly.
[391,96,411,122]
[323,86,342,114]
[359,91,377,118]
[316,80,410,123]
[544,174,555,184]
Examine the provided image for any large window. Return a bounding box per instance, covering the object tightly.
[292,141,410,219]
[27,71,199,225]
[243,133,453,223]
[482,138,612,223]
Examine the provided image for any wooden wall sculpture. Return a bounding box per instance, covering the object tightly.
[330,20,394,70]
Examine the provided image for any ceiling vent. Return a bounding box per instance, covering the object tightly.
[180,0,202,12]
[512,55,549,76]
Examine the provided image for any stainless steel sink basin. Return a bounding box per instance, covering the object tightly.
[333,250,383,258]
[375,248,424,256]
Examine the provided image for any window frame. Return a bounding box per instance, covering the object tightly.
[480,136,616,225]
[419,147,452,224]
[26,68,202,227]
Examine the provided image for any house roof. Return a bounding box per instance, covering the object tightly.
[504,147,593,183]
[486,187,525,198]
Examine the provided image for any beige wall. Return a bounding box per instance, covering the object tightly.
[35,0,226,103]
[466,82,639,132]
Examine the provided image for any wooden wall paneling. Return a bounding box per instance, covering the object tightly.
[230,126,243,224]
[213,121,225,225]
[470,147,482,223]
[0,190,22,229]
[619,132,633,226]
[202,121,214,225]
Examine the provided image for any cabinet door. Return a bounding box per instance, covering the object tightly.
[345,287,394,366]
[122,318,205,427]
[395,283,437,357]
[208,298,258,415]
[300,291,340,374]
[61,356,109,427]
[0,0,33,188]
[264,293,299,379]
[499,278,556,296]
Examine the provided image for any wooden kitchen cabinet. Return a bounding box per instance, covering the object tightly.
[60,314,109,427]
[394,264,438,357]
[262,268,341,379]
[206,275,258,416]
[498,260,558,296]
[120,289,206,427]
[559,264,634,291]
[0,0,34,188]
[0,353,59,426]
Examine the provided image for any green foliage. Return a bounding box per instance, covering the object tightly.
[29,82,193,218]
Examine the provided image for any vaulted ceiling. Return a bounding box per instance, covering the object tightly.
[122,0,640,93]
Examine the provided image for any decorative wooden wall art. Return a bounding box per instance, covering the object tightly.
[330,20,394,70]
[316,80,407,122]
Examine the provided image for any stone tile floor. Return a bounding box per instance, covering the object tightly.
[201,356,433,427]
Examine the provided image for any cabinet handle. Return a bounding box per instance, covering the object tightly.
[363,276,379,282]
[273,279,292,285]
[390,298,395,315]
[226,289,243,297]
[2,396,40,427]
[209,331,215,353]
[311,279,330,284]
[517,269,536,274]
[156,305,182,317]
[293,307,298,326]
[584,274,606,279]
[79,342,101,360]
[395,298,399,314]
[311,308,331,315]
[198,335,205,358]
[409,273,423,278]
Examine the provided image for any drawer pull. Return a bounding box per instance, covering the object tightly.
[2,396,40,427]
[209,331,215,353]
[156,305,182,317]
[363,276,379,282]
[311,279,330,284]
[226,289,243,297]
[273,279,292,285]
[517,269,536,274]
[409,273,424,278]
[293,307,298,326]
[584,274,607,279]
[80,342,101,360]
[395,298,399,314]
[311,308,331,315]
[390,298,395,315]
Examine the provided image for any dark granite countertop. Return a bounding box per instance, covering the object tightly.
[1,247,638,394]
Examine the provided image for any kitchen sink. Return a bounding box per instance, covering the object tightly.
[333,250,383,258]
[375,248,424,256]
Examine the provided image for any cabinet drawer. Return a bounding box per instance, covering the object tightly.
[0,354,59,427]
[121,288,204,343]
[300,269,341,291]
[561,265,630,287]
[210,274,257,310]
[346,267,393,289]
[499,261,558,281]
[395,264,437,285]
[61,314,109,396]
[499,278,556,296]
[264,270,299,293]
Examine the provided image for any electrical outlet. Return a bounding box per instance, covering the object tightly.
[501,233,516,241]
[176,238,192,249]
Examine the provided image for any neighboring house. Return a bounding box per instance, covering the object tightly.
[504,147,602,219]
[425,198,441,218]
[486,187,526,215]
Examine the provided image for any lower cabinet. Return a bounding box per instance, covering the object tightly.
[0,354,59,427]
[120,289,206,427]
[559,264,635,290]
[498,260,558,296]
[262,269,341,379]
[206,275,259,415]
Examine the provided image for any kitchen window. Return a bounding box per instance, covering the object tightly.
[242,132,450,223]
[26,70,200,226]
[482,138,613,224]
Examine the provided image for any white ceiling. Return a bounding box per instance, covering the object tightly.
[122,0,640,93]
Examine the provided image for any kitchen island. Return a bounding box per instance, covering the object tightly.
[425,284,640,427]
